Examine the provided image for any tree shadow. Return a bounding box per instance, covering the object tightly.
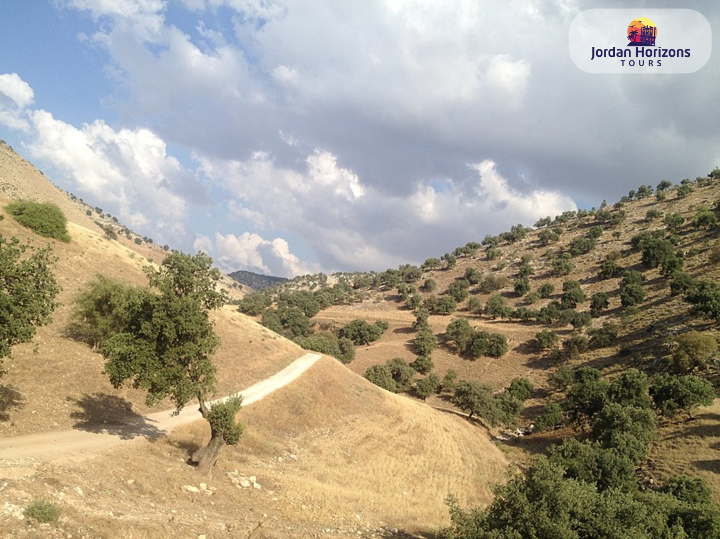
[68,393,163,440]
[0,385,24,421]
[693,460,720,474]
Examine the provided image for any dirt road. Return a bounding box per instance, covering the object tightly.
[0,353,322,462]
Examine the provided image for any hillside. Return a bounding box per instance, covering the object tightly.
[229,269,289,291]
[0,144,508,537]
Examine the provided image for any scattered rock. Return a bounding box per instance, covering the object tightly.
[239,479,252,488]
[183,485,201,494]
[199,483,207,491]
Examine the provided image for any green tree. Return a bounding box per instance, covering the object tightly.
[664,212,685,232]
[5,200,71,242]
[551,253,574,276]
[685,279,720,322]
[413,326,438,356]
[534,329,559,351]
[549,438,636,492]
[445,318,475,354]
[100,252,235,474]
[421,278,437,292]
[692,209,718,230]
[447,280,470,302]
[672,331,718,372]
[0,236,61,374]
[561,280,586,309]
[535,402,564,431]
[386,357,415,391]
[337,319,385,345]
[590,291,610,316]
[414,373,441,400]
[564,368,609,425]
[598,259,622,280]
[452,380,499,421]
[587,321,619,349]
[485,294,511,319]
[607,368,651,409]
[365,364,396,392]
[410,354,434,374]
[650,374,715,418]
[591,403,657,463]
[513,277,530,297]
[537,282,555,298]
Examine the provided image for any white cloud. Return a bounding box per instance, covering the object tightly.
[210,231,315,277]
[26,108,203,241]
[0,73,34,131]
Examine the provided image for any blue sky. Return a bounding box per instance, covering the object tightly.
[0,0,718,277]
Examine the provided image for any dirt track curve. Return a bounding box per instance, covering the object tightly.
[0,353,322,462]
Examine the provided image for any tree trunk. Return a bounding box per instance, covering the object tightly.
[192,429,226,476]
[190,393,226,476]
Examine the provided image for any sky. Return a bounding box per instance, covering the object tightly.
[0,0,718,278]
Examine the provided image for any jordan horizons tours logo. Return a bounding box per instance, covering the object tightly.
[570,9,711,74]
[590,17,689,67]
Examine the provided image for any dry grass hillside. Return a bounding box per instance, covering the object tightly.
[0,141,508,537]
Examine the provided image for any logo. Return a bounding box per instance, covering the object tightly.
[627,17,656,47]
[569,9,711,74]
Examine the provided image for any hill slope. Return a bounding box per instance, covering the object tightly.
[229,269,289,290]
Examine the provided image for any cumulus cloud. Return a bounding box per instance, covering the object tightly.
[26,108,207,240]
[204,231,316,278]
[0,73,34,131]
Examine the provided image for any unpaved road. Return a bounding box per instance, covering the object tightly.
[0,353,322,462]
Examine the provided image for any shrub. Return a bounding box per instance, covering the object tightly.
[486,333,509,358]
[563,371,610,425]
[5,200,70,242]
[561,280,586,309]
[445,318,475,354]
[664,212,685,231]
[294,334,355,364]
[536,402,565,431]
[684,279,720,322]
[463,267,483,284]
[236,292,271,316]
[478,274,509,293]
[421,278,437,292]
[537,282,555,298]
[549,438,636,492]
[447,280,470,302]
[506,377,533,401]
[425,295,457,315]
[386,358,416,391]
[413,326,438,356]
[650,374,715,417]
[569,236,596,257]
[534,329,559,351]
[410,354,434,374]
[134,237,142,245]
[693,209,718,229]
[549,365,574,390]
[365,364,396,392]
[24,499,61,523]
[452,380,499,422]
[588,321,619,349]
[671,272,695,296]
[414,373,441,400]
[442,370,458,392]
[525,291,540,304]
[607,368,651,409]
[563,333,590,359]
[599,259,622,279]
[672,331,718,372]
[538,228,560,245]
[645,209,663,221]
[590,292,610,317]
[513,277,530,296]
[641,237,675,269]
[337,319,385,345]
[466,296,483,315]
[661,476,713,505]
[485,294,511,320]
[551,253,574,276]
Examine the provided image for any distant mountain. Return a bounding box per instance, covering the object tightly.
[228,269,289,290]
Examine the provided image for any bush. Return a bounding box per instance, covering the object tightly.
[664,212,685,231]
[421,278,437,292]
[534,329,559,351]
[410,354,434,374]
[538,228,560,245]
[5,200,70,242]
[365,364,396,392]
[463,267,483,284]
[549,438,636,492]
[590,292,610,316]
[414,373,441,400]
[413,326,438,356]
[672,331,718,372]
[561,280,586,308]
[569,236,596,257]
[650,374,715,417]
[294,334,355,364]
[693,209,718,229]
[452,380,499,422]
[447,280,470,302]
[486,333,509,358]
[236,292,272,316]
[641,237,675,269]
[587,321,619,349]
[513,277,530,296]
[24,499,61,523]
[134,237,142,245]
[337,319,385,345]
[446,318,475,354]
[424,294,457,315]
[563,333,590,359]
[599,259,622,279]
[442,370,458,392]
[684,279,720,322]
[537,282,555,298]
[478,274,509,293]
[386,358,415,391]
[485,294,511,320]
[551,253,574,276]
[506,377,533,401]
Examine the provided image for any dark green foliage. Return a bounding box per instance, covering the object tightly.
[641,237,675,269]
[445,318,475,353]
[486,332,509,358]
[478,274,509,293]
[386,357,416,391]
[620,271,646,308]
[549,365,574,391]
[564,369,609,424]
[563,333,589,359]
[485,247,502,260]
[538,228,560,246]
[524,291,540,305]
[277,290,321,317]
[452,380,498,421]
[447,280,470,302]
[664,212,685,231]
[495,392,523,427]
[551,253,574,276]
[482,234,500,247]
[561,280,586,309]
[568,236,596,257]
[677,183,693,198]
[70,275,146,349]
[410,354,434,374]
[506,377,533,401]
[536,301,561,324]
[101,252,227,413]
[672,331,718,372]
[657,179,673,191]
[484,293,511,319]
[662,476,713,505]
[645,209,663,221]
[414,373,441,400]
[5,200,70,242]
[650,374,715,417]
[422,257,442,271]
[660,254,683,277]
[294,334,355,364]
[693,209,718,229]
[569,311,592,330]
[671,272,695,296]
[513,277,530,297]
[591,403,657,463]
[587,321,619,349]
[466,296,483,315]
[134,237,142,245]
[586,225,604,240]
[608,369,651,409]
[421,278,437,292]
[534,329,559,351]
[262,305,311,339]
[537,282,555,298]
[442,369,458,391]
[636,184,653,198]
[337,319,385,345]
[598,258,622,279]
[207,396,244,445]
[443,254,457,269]
[0,236,61,372]
[535,216,552,228]
[413,326,438,356]
[535,402,564,431]
[549,438,637,492]
[589,292,610,317]
[516,262,533,279]
[412,307,430,331]
[684,279,720,322]
[424,294,457,315]
[463,267,483,284]
[236,292,272,316]
[365,364,396,392]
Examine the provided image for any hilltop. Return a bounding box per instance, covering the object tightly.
[229,269,289,291]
